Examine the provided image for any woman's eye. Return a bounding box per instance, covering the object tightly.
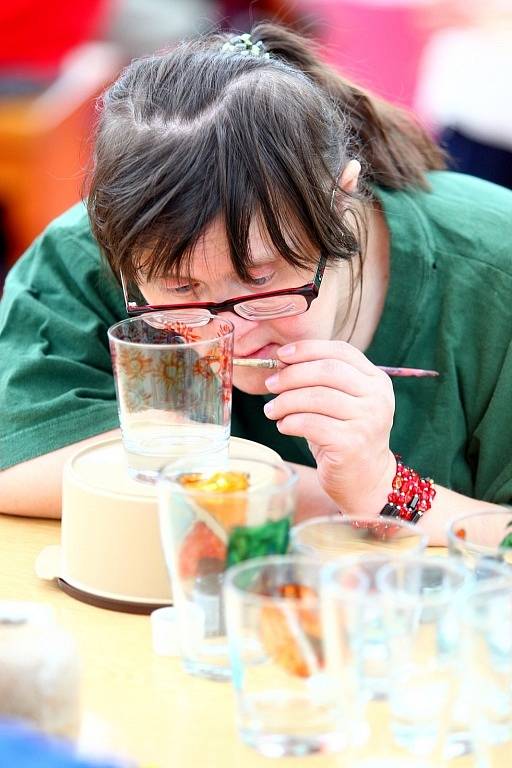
[248,272,275,287]
[161,281,199,296]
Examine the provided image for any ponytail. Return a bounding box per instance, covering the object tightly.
[253,22,445,189]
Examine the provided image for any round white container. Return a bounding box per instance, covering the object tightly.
[48,437,282,611]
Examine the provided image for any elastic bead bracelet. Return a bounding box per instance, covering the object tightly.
[379,457,436,524]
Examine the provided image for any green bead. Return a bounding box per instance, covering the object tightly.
[499,532,512,549]
[226,517,291,567]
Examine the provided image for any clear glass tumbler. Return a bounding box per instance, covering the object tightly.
[292,518,428,703]
[322,553,419,703]
[158,453,297,680]
[447,509,512,571]
[224,555,361,757]
[441,547,512,758]
[291,515,428,562]
[108,313,234,481]
[460,581,512,768]
[376,557,469,763]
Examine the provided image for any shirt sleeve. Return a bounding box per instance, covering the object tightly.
[0,209,124,469]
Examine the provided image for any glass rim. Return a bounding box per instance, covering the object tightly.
[466,577,512,601]
[458,572,512,628]
[375,555,470,603]
[291,515,429,561]
[447,508,512,552]
[157,454,298,499]
[223,553,324,607]
[107,313,234,349]
[292,514,428,539]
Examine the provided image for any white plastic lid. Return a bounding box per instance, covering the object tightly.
[68,438,157,499]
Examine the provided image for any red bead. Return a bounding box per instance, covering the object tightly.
[380,456,435,524]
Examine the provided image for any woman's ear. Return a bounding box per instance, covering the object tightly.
[339,159,361,194]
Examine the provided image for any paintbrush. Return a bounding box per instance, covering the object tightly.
[233,358,439,378]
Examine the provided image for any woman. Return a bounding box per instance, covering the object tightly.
[1,24,511,544]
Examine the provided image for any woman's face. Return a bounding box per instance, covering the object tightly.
[138,217,347,395]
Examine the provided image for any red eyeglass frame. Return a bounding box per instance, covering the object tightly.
[121,254,328,317]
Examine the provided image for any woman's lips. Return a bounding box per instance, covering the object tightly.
[239,343,279,360]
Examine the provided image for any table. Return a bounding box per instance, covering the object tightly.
[0,515,477,767]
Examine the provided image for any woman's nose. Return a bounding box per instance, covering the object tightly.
[217,310,257,342]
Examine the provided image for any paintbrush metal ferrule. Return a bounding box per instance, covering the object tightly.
[233,357,281,369]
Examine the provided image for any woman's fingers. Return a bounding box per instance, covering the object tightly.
[277,340,379,377]
[260,341,396,518]
[263,386,361,422]
[265,358,380,397]
[274,412,365,450]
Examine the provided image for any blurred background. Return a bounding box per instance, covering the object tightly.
[0,0,510,288]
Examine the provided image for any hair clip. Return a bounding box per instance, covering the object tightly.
[221,32,270,60]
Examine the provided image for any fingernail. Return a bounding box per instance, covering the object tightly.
[265,374,278,389]
[278,344,295,358]
[263,400,274,416]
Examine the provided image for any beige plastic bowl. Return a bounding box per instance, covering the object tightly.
[38,437,283,612]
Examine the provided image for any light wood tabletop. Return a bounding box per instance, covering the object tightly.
[0,514,479,768]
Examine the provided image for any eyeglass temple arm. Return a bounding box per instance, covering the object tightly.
[314,254,328,289]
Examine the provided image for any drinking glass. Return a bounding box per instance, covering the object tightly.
[322,554,410,703]
[460,581,512,768]
[158,453,297,681]
[224,555,361,757]
[447,554,512,757]
[292,518,427,702]
[290,515,428,562]
[376,557,470,762]
[108,313,234,481]
[447,509,512,571]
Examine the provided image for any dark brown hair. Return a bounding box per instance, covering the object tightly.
[87,22,445,287]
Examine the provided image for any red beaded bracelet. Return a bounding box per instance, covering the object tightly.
[379,457,436,524]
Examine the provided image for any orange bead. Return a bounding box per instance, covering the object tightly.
[259,583,323,678]
[178,471,250,528]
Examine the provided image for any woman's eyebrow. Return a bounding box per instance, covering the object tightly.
[246,254,279,267]
[162,254,279,285]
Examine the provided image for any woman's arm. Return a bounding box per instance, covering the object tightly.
[0,438,339,522]
[287,462,339,523]
[415,484,502,546]
[290,461,502,546]
[0,429,121,518]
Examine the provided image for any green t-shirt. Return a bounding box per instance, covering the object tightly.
[1,172,512,504]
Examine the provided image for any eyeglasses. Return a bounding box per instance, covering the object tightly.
[121,254,327,322]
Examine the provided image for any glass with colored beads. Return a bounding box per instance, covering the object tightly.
[224,555,359,756]
[157,451,297,681]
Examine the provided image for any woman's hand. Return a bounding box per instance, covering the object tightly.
[263,341,397,517]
